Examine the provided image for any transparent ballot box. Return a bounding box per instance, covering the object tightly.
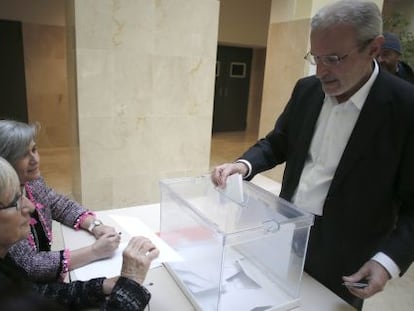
[159,176,314,311]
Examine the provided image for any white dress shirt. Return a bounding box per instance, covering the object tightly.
[292,93,362,215]
[292,62,379,215]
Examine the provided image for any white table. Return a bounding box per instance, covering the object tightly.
[62,203,355,311]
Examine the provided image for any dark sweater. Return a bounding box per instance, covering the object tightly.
[0,255,151,311]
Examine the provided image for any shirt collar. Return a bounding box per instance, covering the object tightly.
[349,60,379,110]
[325,60,379,110]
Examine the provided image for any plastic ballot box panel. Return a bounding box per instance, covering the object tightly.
[159,176,314,311]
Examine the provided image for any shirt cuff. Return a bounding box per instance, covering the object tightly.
[372,252,400,279]
[236,159,252,179]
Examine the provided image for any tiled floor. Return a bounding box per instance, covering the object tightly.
[42,131,413,311]
[209,130,259,169]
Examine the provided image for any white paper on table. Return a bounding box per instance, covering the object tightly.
[72,215,182,281]
[110,214,182,263]
[73,241,127,281]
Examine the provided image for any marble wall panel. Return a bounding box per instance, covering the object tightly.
[259,19,310,137]
[258,18,310,183]
[74,0,219,209]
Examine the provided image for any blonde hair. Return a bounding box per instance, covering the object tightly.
[0,157,20,201]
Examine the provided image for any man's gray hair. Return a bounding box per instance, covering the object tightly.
[0,156,20,201]
[0,120,38,165]
[311,0,382,45]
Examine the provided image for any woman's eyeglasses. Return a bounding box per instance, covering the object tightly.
[0,186,25,211]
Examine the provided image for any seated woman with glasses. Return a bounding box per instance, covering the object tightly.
[0,156,158,310]
[0,119,120,282]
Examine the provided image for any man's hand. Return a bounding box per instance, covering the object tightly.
[343,260,390,299]
[211,162,247,188]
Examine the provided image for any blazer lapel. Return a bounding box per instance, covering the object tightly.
[295,91,325,165]
[285,87,325,198]
[328,73,391,196]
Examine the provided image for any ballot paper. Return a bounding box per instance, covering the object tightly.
[217,173,244,203]
[72,215,182,281]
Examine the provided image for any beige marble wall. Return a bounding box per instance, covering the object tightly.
[259,18,310,183]
[259,19,310,138]
[23,23,70,149]
[71,0,219,209]
[258,0,314,183]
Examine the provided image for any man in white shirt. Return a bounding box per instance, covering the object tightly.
[211,1,414,310]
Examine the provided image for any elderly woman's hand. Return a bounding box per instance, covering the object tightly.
[91,232,121,260]
[120,236,159,285]
[92,224,117,239]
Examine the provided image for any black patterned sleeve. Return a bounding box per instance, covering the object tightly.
[32,278,106,309]
[31,277,151,311]
[103,277,151,311]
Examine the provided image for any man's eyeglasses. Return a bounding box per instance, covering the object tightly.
[0,186,25,211]
[304,40,373,66]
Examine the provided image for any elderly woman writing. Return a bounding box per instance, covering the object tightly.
[0,119,120,281]
[0,156,159,310]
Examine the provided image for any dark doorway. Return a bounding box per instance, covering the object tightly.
[0,19,28,122]
[213,45,252,132]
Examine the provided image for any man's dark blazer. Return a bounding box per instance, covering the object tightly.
[241,68,414,307]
